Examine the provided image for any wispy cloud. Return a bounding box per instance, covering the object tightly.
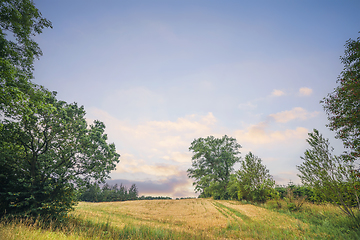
[299,87,313,96]
[86,109,218,181]
[114,153,183,177]
[271,89,285,97]
[269,107,318,123]
[234,121,308,145]
[162,152,193,163]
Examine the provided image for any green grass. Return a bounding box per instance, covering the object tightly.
[214,202,251,221]
[0,216,203,240]
[213,201,309,239]
[263,200,360,240]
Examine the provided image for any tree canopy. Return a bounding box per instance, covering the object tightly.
[322,34,360,167]
[187,135,241,199]
[237,152,275,202]
[0,0,52,114]
[0,0,52,77]
[0,84,120,218]
[0,0,120,219]
[297,129,359,221]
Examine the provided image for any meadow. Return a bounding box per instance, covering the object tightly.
[1,198,360,239]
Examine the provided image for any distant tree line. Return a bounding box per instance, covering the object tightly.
[78,183,173,202]
[79,183,138,202]
[138,196,172,200]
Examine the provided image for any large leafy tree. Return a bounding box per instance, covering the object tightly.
[237,152,275,202]
[0,86,120,218]
[187,135,241,199]
[0,1,120,219]
[297,129,359,221]
[322,34,360,172]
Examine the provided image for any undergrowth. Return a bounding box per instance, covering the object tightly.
[0,215,204,240]
[263,200,360,240]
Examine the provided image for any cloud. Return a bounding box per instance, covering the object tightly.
[269,107,319,123]
[234,121,308,145]
[162,152,193,163]
[87,109,217,150]
[271,89,285,97]
[86,109,218,180]
[114,153,184,177]
[88,108,310,196]
[299,87,313,96]
[146,112,216,133]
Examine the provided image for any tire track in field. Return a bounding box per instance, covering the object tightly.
[212,202,251,222]
[214,200,311,239]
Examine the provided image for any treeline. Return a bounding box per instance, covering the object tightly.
[138,196,172,200]
[79,183,173,202]
[79,183,138,202]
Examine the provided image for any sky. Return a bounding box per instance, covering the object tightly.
[32,0,360,198]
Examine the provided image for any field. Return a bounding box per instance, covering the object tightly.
[1,198,360,239]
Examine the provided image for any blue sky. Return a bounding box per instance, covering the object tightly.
[32,0,360,198]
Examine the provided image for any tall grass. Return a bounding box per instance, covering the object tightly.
[0,215,203,240]
[263,199,360,239]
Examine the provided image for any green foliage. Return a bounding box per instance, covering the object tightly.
[297,129,360,222]
[275,184,329,204]
[0,0,52,78]
[128,184,139,200]
[236,152,275,203]
[187,135,241,199]
[0,0,52,115]
[79,183,102,202]
[322,33,360,170]
[263,200,360,239]
[226,174,240,200]
[0,86,120,219]
[79,183,138,202]
[138,196,172,200]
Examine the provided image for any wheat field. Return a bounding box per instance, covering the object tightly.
[2,198,358,239]
[72,198,311,239]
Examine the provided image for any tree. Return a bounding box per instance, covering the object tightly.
[79,183,101,202]
[128,184,138,200]
[322,33,360,173]
[0,0,52,78]
[297,129,360,221]
[1,0,52,115]
[0,87,120,219]
[236,152,275,202]
[0,0,120,219]
[187,135,241,199]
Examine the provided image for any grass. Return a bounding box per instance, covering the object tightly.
[1,198,360,239]
[263,200,360,239]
